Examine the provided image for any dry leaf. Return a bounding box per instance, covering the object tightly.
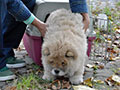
[83,77,93,87]
[93,65,98,70]
[105,80,113,86]
[107,38,111,41]
[114,41,119,45]
[94,61,100,65]
[5,86,17,90]
[51,80,61,90]
[86,64,94,68]
[72,85,96,90]
[112,75,120,85]
[109,53,115,61]
[105,75,120,86]
[103,34,107,37]
[35,69,42,75]
[51,85,57,90]
[93,80,104,84]
[98,65,104,69]
[116,29,120,34]
[105,76,113,86]
[108,16,112,20]
[110,57,120,61]
[61,80,71,89]
[107,48,117,53]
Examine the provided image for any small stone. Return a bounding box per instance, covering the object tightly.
[17,68,27,74]
[0,82,6,87]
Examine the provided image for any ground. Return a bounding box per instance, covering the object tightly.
[0,1,120,89]
[0,41,120,90]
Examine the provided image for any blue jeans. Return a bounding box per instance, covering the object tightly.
[0,0,35,69]
[69,0,88,13]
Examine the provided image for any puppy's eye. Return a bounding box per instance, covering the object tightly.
[62,62,65,66]
[65,55,71,58]
[65,51,74,58]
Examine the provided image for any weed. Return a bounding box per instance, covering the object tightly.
[16,73,50,90]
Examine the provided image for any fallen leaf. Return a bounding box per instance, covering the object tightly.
[98,65,104,69]
[83,77,93,87]
[72,85,96,90]
[5,86,17,90]
[51,80,61,90]
[107,48,117,53]
[110,56,120,61]
[86,64,94,68]
[116,29,120,34]
[107,38,111,41]
[94,61,100,65]
[93,80,104,84]
[105,76,113,86]
[51,85,57,90]
[112,75,120,85]
[35,69,42,75]
[115,36,120,40]
[105,80,113,86]
[109,53,116,61]
[103,34,107,37]
[93,65,99,70]
[108,16,112,20]
[61,80,71,89]
[105,75,120,86]
[114,41,119,45]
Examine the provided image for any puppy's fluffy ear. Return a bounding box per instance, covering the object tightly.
[43,48,50,56]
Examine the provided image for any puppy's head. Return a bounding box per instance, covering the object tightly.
[42,42,78,76]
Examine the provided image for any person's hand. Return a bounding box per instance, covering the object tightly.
[32,18,47,37]
[81,13,90,32]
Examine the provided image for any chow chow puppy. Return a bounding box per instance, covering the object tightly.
[42,9,87,84]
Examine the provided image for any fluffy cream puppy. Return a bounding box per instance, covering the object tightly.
[42,9,87,84]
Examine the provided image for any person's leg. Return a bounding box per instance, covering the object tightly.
[2,0,35,68]
[2,0,36,64]
[0,0,9,69]
[3,0,35,50]
[0,0,35,81]
[0,1,16,81]
[1,8,26,68]
[0,6,29,82]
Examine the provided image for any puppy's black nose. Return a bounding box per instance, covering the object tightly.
[54,70,59,74]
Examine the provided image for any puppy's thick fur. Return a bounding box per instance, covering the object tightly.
[42,9,87,84]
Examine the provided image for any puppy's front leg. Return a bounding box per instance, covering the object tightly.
[42,70,55,81]
[69,68,84,85]
[70,74,83,85]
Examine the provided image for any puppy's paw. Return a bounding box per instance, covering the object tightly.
[42,75,50,80]
[42,74,55,81]
[70,76,83,85]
